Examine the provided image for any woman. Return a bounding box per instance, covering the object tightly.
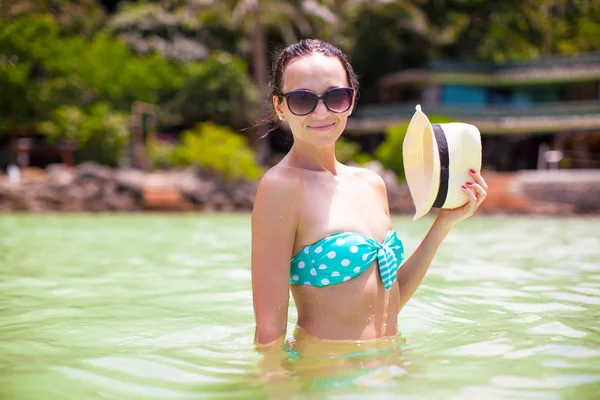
[251,39,487,348]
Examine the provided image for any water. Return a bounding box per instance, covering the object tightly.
[1,214,599,399]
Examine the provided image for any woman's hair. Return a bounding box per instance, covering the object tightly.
[264,39,359,135]
[270,39,359,99]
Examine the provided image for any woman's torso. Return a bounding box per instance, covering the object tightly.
[285,162,401,340]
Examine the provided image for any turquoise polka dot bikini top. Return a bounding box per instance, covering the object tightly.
[290,230,404,290]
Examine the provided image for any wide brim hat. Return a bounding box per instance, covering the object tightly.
[402,105,482,220]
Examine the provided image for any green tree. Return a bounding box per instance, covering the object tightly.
[37,103,129,166]
[0,0,106,35]
[168,52,261,130]
[0,15,182,135]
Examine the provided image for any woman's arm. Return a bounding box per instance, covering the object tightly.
[396,170,488,310]
[251,167,303,346]
[396,217,452,310]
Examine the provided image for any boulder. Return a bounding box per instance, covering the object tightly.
[114,168,145,194]
[46,164,75,186]
[76,161,113,182]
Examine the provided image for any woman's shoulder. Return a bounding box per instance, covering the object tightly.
[343,164,386,189]
[256,165,304,198]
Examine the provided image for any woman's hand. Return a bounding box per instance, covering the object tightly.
[436,169,488,228]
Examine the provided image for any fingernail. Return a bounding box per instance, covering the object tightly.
[466,181,473,185]
[461,185,467,189]
[469,169,476,174]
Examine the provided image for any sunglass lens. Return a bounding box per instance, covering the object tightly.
[324,88,352,113]
[287,91,318,115]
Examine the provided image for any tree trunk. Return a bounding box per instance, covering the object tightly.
[251,4,270,165]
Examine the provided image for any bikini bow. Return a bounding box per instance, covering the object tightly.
[376,231,404,290]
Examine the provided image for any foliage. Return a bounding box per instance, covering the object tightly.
[168,52,260,130]
[147,137,176,170]
[0,15,182,135]
[37,103,129,166]
[431,0,600,62]
[342,2,431,98]
[335,137,373,165]
[0,0,106,35]
[169,122,264,181]
[375,115,454,181]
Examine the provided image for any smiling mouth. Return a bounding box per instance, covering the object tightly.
[309,123,335,130]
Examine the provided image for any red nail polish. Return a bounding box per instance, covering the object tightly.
[470,169,476,174]
[466,181,473,185]
[461,185,467,189]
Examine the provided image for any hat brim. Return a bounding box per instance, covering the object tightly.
[402,105,440,220]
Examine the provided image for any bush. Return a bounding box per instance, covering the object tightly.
[335,137,373,165]
[37,102,129,166]
[169,122,264,181]
[375,115,454,181]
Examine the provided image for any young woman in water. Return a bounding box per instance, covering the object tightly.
[251,39,488,348]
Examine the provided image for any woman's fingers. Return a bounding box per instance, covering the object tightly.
[461,184,478,215]
[466,182,487,207]
[469,169,488,192]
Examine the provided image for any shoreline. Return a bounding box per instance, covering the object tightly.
[1,162,599,215]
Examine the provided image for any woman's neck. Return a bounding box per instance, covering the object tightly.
[288,141,339,175]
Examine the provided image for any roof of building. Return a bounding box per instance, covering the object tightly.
[346,100,600,135]
[379,53,600,87]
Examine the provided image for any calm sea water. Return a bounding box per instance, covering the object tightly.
[1,214,599,400]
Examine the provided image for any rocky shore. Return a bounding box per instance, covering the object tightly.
[0,162,599,215]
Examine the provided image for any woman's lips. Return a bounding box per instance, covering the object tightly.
[308,123,335,132]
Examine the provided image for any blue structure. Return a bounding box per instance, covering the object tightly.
[347,53,600,171]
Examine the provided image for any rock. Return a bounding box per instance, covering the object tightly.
[33,184,63,204]
[0,183,28,210]
[208,191,230,211]
[76,161,113,182]
[20,167,48,183]
[176,169,216,203]
[46,164,75,186]
[114,168,145,194]
[143,186,192,211]
[231,180,258,210]
[86,199,109,212]
[27,199,56,212]
[59,199,86,212]
[516,170,600,213]
[106,193,139,211]
[78,179,104,200]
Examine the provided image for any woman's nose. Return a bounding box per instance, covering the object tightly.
[312,99,329,116]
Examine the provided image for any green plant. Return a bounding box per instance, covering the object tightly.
[375,115,454,181]
[38,102,129,166]
[335,137,373,165]
[170,122,264,181]
[169,52,260,130]
[147,136,176,170]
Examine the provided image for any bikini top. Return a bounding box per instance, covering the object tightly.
[290,229,404,290]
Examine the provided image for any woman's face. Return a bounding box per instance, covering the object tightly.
[273,53,355,149]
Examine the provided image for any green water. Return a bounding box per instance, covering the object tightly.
[1,214,599,400]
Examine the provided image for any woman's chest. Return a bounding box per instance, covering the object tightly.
[296,175,390,246]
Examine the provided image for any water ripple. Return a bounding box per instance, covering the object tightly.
[1,214,599,400]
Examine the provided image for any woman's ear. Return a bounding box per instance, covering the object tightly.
[273,95,285,119]
[349,91,358,115]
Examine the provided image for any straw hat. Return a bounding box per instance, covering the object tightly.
[402,105,482,220]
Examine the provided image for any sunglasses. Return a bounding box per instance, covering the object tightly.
[279,87,355,116]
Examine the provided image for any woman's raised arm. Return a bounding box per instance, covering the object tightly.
[251,167,303,346]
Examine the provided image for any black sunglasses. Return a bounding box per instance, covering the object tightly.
[279,87,355,116]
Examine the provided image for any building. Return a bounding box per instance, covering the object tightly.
[346,53,600,171]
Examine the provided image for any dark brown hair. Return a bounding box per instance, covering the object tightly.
[265,39,359,134]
